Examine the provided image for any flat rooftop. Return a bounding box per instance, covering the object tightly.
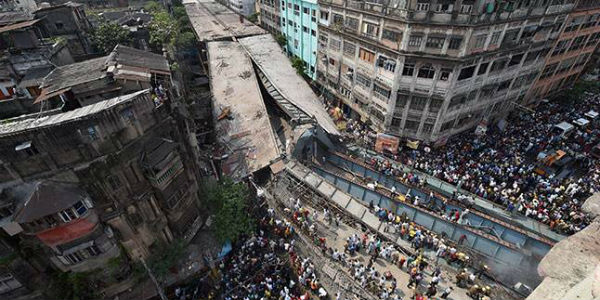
[239,35,340,135]
[183,0,265,42]
[207,41,280,179]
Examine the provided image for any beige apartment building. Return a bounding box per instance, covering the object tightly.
[316,0,575,143]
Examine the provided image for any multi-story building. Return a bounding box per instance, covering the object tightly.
[257,0,281,34]
[34,2,94,61]
[316,0,574,143]
[0,86,203,296]
[527,0,600,103]
[281,0,319,79]
[227,0,256,16]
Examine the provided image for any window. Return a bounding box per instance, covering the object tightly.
[362,22,379,38]
[422,123,434,134]
[302,26,308,33]
[320,11,329,21]
[540,63,558,79]
[448,36,462,50]
[477,62,489,75]
[429,98,443,113]
[343,42,356,56]
[416,2,429,11]
[55,22,64,30]
[473,34,487,49]
[329,38,341,51]
[65,252,83,264]
[402,63,415,76]
[293,4,299,10]
[502,29,520,46]
[426,36,445,49]
[107,175,121,190]
[359,48,375,63]
[457,65,476,80]
[294,39,298,48]
[440,68,452,81]
[303,7,308,14]
[355,73,371,88]
[408,35,423,47]
[345,17,359,30]
[396,94,408,108]
[377,56,396,72]
[569,35,587,51]
[490,58,507,72]
[59,208,78,223]
[490,31,501,45]
[73,201,88,216]
[460,4,472,14]
[434,3,453,13]
[497,80,512,91]
[405,120,419,131]
[288,19,293,26]
[552,39,570,56]
[311,29,316,36]
[441,120,454,132]
[410,96,427,111]
[417,64,435,79]
[333,13,343,25]
[508,54,524,67]
[373,84,391,101]
[382,29,401,42]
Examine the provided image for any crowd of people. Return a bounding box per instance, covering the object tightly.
[332,93,600,235]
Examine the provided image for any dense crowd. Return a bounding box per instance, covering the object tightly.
[333,93,600,235]
[398,95,600,235]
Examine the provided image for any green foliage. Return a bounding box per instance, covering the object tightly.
[46,271,98,300]
[291,56,306,75]
[205,178,255,244]
[174,31,197,49]
[90,21,130,54]
[173,5,187,19]
[149,10,179,49]
[146,239,185,279]
[144,0,163,12]
[247,13,259,23]
[276,34,287,46]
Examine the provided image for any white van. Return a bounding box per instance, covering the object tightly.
[573,118,590,128]
[585,110,599,120]
[551,122,575,138]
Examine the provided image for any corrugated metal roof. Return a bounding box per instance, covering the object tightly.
[0,90,149,136]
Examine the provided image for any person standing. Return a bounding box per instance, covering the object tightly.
[440,286,454,299]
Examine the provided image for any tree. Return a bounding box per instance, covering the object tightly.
[144,0,163,12]
[174,31,197,49]
[560,80,600,103]
[276,34,287,47]
[146,239,185,279]
[205,178,255,244]
[90,21,129,54]
[45,271,98,300]
[291,56,306,75]
[247,13,259,23]
[148,10,179,49]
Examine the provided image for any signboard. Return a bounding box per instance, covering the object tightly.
[375,133,400,154]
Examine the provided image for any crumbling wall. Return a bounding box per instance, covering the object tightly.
[527,194,600,300]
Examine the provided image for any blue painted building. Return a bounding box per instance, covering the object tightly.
[279,0,318,79]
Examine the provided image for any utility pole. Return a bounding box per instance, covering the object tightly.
[140,255,168,300]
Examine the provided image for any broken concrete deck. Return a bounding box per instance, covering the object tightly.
[207,41,280,179]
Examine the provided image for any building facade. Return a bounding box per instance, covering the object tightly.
[316,0,575,143]
[257,0,281,34]
[0,0,37,13]
[527,0,600,103]
[227,0,256,16]
[281,0,319,79]
[0,89,204,296]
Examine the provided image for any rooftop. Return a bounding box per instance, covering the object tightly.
[0,89,150,137]
[207,41,280,179]
[239,34,340,135]
[38,45,169,100]
[0,11,33,26]
[183,0,265,42]
[8,181,87,223]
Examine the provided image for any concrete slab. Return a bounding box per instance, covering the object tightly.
[331,190,351,209]
[317,180,337,198]
[304,173,322,188]
[362,211,382,232]
[346,199,367,220]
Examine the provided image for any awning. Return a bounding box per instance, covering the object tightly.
[0,19,39,34]
[33,87,71,104]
